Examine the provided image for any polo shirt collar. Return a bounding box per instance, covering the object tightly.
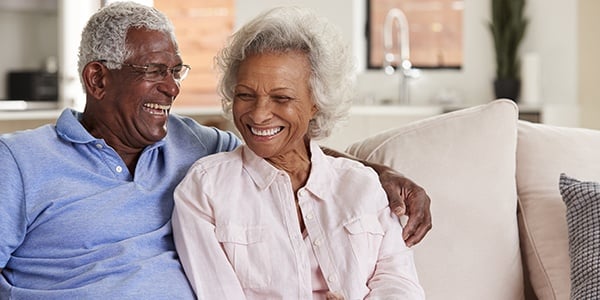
[55,108,166,149]
[55,109,96,144]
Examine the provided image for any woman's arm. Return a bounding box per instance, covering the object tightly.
[366,206,426,299]
[321,146,432,246]
[172,170,247,299]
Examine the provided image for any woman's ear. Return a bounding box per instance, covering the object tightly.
[82,61,108,100]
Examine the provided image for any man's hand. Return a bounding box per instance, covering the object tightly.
[378,168,432,247]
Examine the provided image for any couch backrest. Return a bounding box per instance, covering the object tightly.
[516,120,600,300]
[347,100,523,300]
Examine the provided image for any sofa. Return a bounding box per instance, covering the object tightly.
[344,99,600,300]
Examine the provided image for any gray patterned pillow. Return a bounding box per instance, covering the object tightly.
[559,173,600,299]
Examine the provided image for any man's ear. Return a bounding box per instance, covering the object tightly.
[82,61,108,100]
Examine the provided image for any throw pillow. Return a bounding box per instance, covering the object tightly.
[559,173,600,299]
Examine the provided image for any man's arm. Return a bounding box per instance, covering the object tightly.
[322,146,432,247]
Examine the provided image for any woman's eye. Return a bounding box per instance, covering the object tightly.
[235,93,254,101]
[273,96,292,102]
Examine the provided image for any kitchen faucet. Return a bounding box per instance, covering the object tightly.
[383,8,420,104]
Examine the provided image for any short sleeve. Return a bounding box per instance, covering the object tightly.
[0,140,28,268]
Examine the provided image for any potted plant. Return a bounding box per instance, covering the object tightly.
[488,0,528,101]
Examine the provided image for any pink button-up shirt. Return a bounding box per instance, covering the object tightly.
[172,142,425,299]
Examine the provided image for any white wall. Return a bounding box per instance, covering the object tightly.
[579,0,600,130]
[58,0,100,110]
[0,10,58,99]
[235,0,578,111]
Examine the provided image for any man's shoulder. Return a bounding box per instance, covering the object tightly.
[168,113,233,139]
[166,113,241,154]
[0,124,56,148]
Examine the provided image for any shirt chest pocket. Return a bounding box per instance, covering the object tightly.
[343,214,385,269]
[215,224,272,289]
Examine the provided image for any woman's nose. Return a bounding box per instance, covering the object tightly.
[248,99,273,123]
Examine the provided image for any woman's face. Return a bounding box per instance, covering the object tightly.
[232,51,317,159]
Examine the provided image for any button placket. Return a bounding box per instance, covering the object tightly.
[90,141,130,179]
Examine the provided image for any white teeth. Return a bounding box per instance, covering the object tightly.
[144,103,171,110]
[143,103,171,115]
[251,126,282,136]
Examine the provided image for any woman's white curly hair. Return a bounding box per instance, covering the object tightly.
[215,6,357,140]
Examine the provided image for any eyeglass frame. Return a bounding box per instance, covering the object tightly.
[98,60,191,82]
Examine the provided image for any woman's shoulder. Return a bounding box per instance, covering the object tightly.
[325,155,379,180]
[189,147,243,172]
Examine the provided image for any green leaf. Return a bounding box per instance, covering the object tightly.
[488,0,528,79]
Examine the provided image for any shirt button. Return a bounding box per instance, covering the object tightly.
[95,143,103,149]
[115,166,123,173]
[298,189,307,197]
[305,213,314,220]
[313,239,322,247]
[328,275,337,283]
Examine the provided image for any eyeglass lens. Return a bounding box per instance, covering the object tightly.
[143,64,190,82]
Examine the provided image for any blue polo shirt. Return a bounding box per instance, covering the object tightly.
[0,109,241,299]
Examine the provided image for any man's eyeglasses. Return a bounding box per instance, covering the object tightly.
[99,60,191,82]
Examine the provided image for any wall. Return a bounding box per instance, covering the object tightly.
[235,0,580,122]
[579,0,600,130]
[2,1,589,128]
[57,0,100,111]
[0,9,57,99]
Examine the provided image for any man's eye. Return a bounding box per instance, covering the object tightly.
[145,66,163,74]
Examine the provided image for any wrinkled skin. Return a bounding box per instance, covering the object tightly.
[232,51,432,246]
[80,28,182,173]
[378,168,432,247]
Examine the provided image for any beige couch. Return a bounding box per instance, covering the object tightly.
[346,99,600,300]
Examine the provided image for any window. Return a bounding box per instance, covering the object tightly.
[155,0,234,107]
[367,0,464,69]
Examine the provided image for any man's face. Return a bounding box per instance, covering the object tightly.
[99,28,183,148]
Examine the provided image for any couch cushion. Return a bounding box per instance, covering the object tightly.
[559,174,600,299]
[346,100,522,300]
[516,121,600,300]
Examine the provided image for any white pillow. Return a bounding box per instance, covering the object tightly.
[516,121,600,300]
[347,100,522,300]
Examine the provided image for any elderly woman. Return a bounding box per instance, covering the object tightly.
[172,6,425,299]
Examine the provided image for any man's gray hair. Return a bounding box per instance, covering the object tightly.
[77,1,178,90]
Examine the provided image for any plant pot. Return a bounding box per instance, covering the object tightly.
[494,78,521,102]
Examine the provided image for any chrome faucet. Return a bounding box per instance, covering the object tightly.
[382,8,419,104]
